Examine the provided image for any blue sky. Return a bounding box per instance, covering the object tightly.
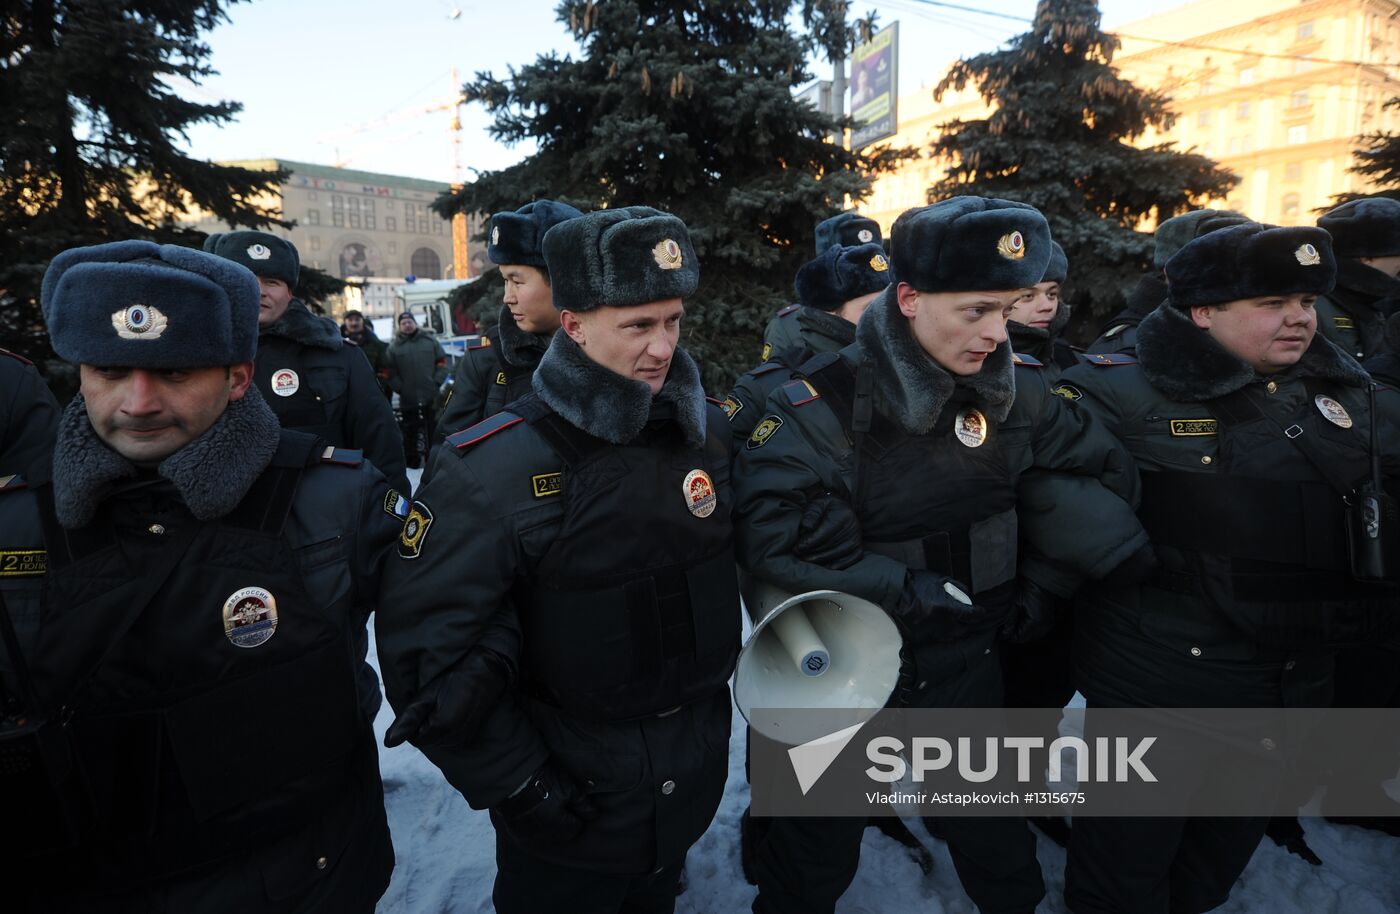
[180,0,1187,186]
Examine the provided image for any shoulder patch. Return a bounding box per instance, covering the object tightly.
[446,411,523,450]
[0,474,28,491]
[777,304,801,318]
[382,489,411,519]
[531,472,563,498]
[748,415,784,450]
[1050,384,1083,401]
[1011,352,1043,368]
[320,446,363,466]
[0,348,35,367]
[398,500,434,559]
[719,396,743,420]
[1084,353,1138,367]
[781,378,821,407]
[1103,323,1131,340]
[466,335,492,350]
[760,342,773,362]
[494,371,508,385]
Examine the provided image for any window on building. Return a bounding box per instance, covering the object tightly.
[386,216,397,232]
[331,195,343,209]
[365,198,376,211]
[365,215,376,230]
[1290,90,1309,108]
[419,218,429,233]
[307,210,320,225]
[348,197,360,211]
[1198,80,1214,97]
[1293,58,1312,74]
[1282,193,1301,219]
[432,219,444,235]
[332,211,344,227]
[1239,67,1256,86]
[410,247,442,280]
[1297,21,1314,41]
[1242,136,1254,153]
[1197,109,1213,127]
[349,213,361,229]
[1285,162,1303,182]
[1237,101,1252,120]
[1287,124,1308,145]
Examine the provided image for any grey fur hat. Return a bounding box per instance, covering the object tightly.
[202,230,299,287]
[1153,208,1249,268]
[41,240,260,368]
[795,243,891,311]
[1318,197,1400,258]
[488,199,584,268]
[1166,223,1336,310]
[1042,241,1068,284]
[890,197,1051,293]
[542,206,699,311]
[815,212,882,252]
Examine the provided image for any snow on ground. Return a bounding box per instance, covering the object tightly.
[377,467,1400,913]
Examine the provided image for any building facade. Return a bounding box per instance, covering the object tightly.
[860,0,1400,231]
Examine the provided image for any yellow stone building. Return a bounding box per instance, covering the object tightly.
[861,0,1400,231]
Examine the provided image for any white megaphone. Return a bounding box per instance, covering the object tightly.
[734,576,904,746]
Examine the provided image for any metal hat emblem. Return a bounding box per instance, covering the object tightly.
[247,243,272,261]
[491,225,500,246]
[1295,244,1321,266]
[870,253,889,272]
[857,228,874,243]
[997,232,1026,260]
[223,587,278,648]
[653,239,684,270]
[683,468,717,518]
[111,304,168,340]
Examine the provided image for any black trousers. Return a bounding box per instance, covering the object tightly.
[398,403,435,469]
[750,639,1045,914]
[493,830,684,914]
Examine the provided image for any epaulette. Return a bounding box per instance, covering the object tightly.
[1011,352,1043,368]
[777,304,801,318]
[465,335,492,350]
[0,348,34,367]
[319,446,363,467]
[1102,323,1131,340]
[1083,352,1138,366]
[705,396,727,407]
[447,411,523,450]
[781,378,822,407]
[0,474,28,491]
[750,361,788,378]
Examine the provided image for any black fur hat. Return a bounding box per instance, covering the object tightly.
[1042,242,1068,284]
[1166,223,1336,310]
[889,197,1051,293]
[542,206,699,311]
[1153,209,1249,268]
[1318,197,1400,259]
[815,211,882,252]
[795,243,891,311]
[488,199,584,268]
[203,230,299,287]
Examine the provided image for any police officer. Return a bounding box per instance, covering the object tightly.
[760,212,883,360]
[433,200,582,447]
[1315,196,1400,360]
[377,207,739,914]
[724,242,888,441]
[1006,242,1081,378]
[0,241,398,912]
[733,197,1146,914]
[203,231,408,494]
[1060,223,1400,913]
[0,348,59,472]
[1088,209,1247,356]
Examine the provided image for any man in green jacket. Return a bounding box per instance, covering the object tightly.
[386,312,448,469]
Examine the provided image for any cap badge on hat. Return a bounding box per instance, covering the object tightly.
[247,243,272,261]
[1295,244,1321,266]
[870,253,890,272]
[857,228,874,243]
[491,225,500,246]
[111,304,168,340]
[997,232,1026,261]
[653,239,684,271]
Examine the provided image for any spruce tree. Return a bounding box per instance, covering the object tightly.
[436,0,910,391]
[1,1,285,363]
[1333,96,1400,207]
[926,0,1238,329]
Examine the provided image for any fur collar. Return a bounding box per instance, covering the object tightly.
[1335,258,1400,307]
[796,306,857,350]
[1007,302,1073,361]
[261,299,343,351]
[1137,301,1370,402]
[496,305,552,369]
[854,286,1016,434]
[52,384,282,528]
[531,329,708,448]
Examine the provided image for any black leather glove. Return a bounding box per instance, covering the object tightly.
[384,645,513,749]
[494,760,599,846]
[999,579,1060,644]
[1099,543,1159,587]
[794,493,862,569]
[891,570,992,638]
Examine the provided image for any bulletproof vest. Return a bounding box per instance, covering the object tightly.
[802,355,1020,626]
[255,335,342,437]
[510,396,740,721]
[484,324,539,417]
[18,432,368,888]
[1135,378,1398,648]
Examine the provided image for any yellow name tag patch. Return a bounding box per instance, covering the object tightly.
[0,550,46,577]
[1169,419,1218,437]
[532,472,563,498]
[1334,316,1355,331]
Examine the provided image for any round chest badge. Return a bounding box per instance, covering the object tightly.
[683,468,718,518]
[223,587,278,648]
[271,368,300,397]
[857,228,874,243]
[954,408,989,448]
[1315,394,1353,428]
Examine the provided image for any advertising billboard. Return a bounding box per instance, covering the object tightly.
[850,22,898,149]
